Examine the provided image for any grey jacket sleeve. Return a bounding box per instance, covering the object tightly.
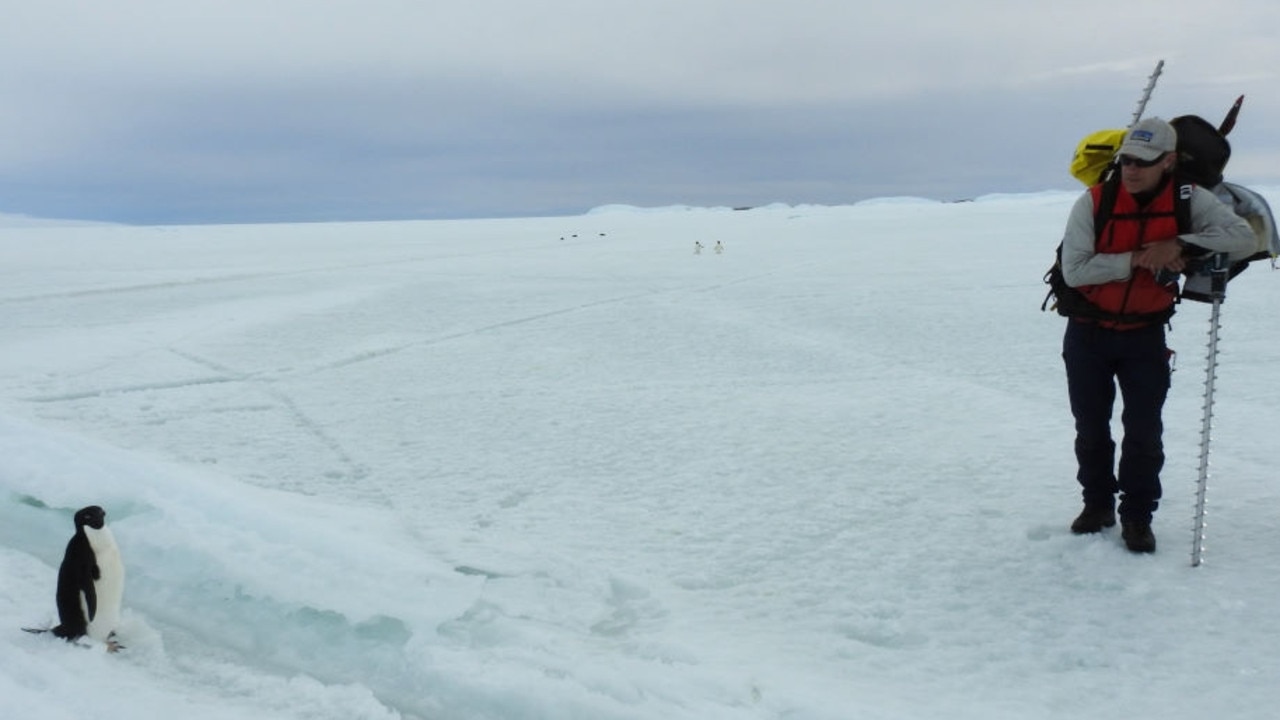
[1180,185,1257,259]
[1060,191,1132,288]
[1060,184,1258,288]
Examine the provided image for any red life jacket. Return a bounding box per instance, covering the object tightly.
[1077,179,1181,328]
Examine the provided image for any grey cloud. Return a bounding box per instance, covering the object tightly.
[0,80,1100,222]
[4,1,1280,223]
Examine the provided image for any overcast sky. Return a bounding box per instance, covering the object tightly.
[4,0,1280,224]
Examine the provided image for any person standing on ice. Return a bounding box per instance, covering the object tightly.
[1058,117,1254,553]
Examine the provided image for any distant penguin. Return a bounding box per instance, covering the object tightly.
[51,505,124,646]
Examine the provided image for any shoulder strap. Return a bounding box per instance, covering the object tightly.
[1173,176,1194,234]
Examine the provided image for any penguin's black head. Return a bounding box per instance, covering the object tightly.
[74,505,106,530]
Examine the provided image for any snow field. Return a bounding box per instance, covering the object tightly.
[3,193,1280,718]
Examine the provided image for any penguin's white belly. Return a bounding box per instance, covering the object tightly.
[83,526,124,642]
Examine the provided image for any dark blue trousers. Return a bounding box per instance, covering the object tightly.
[1062,321,1170,522]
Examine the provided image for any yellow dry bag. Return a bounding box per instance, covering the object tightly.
[1069,129,1126,186]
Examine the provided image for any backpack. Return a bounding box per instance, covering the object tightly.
[1045,98,1279,316]
[1168,103,1280,297]
[1171,112,1232,187]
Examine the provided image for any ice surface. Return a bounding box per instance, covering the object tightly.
[3,193,1280,719]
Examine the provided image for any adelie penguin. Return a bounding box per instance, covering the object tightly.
[29,506,126,651]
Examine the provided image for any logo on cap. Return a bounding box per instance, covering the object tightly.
[1132,130,1154,142]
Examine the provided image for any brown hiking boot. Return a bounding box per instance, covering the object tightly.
[1070,505,1116,534]
[1121,520,1157,553]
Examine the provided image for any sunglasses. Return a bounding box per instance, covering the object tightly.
[1119,153,1167,168]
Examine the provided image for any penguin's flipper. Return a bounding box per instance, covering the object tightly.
[81,584,98,622]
